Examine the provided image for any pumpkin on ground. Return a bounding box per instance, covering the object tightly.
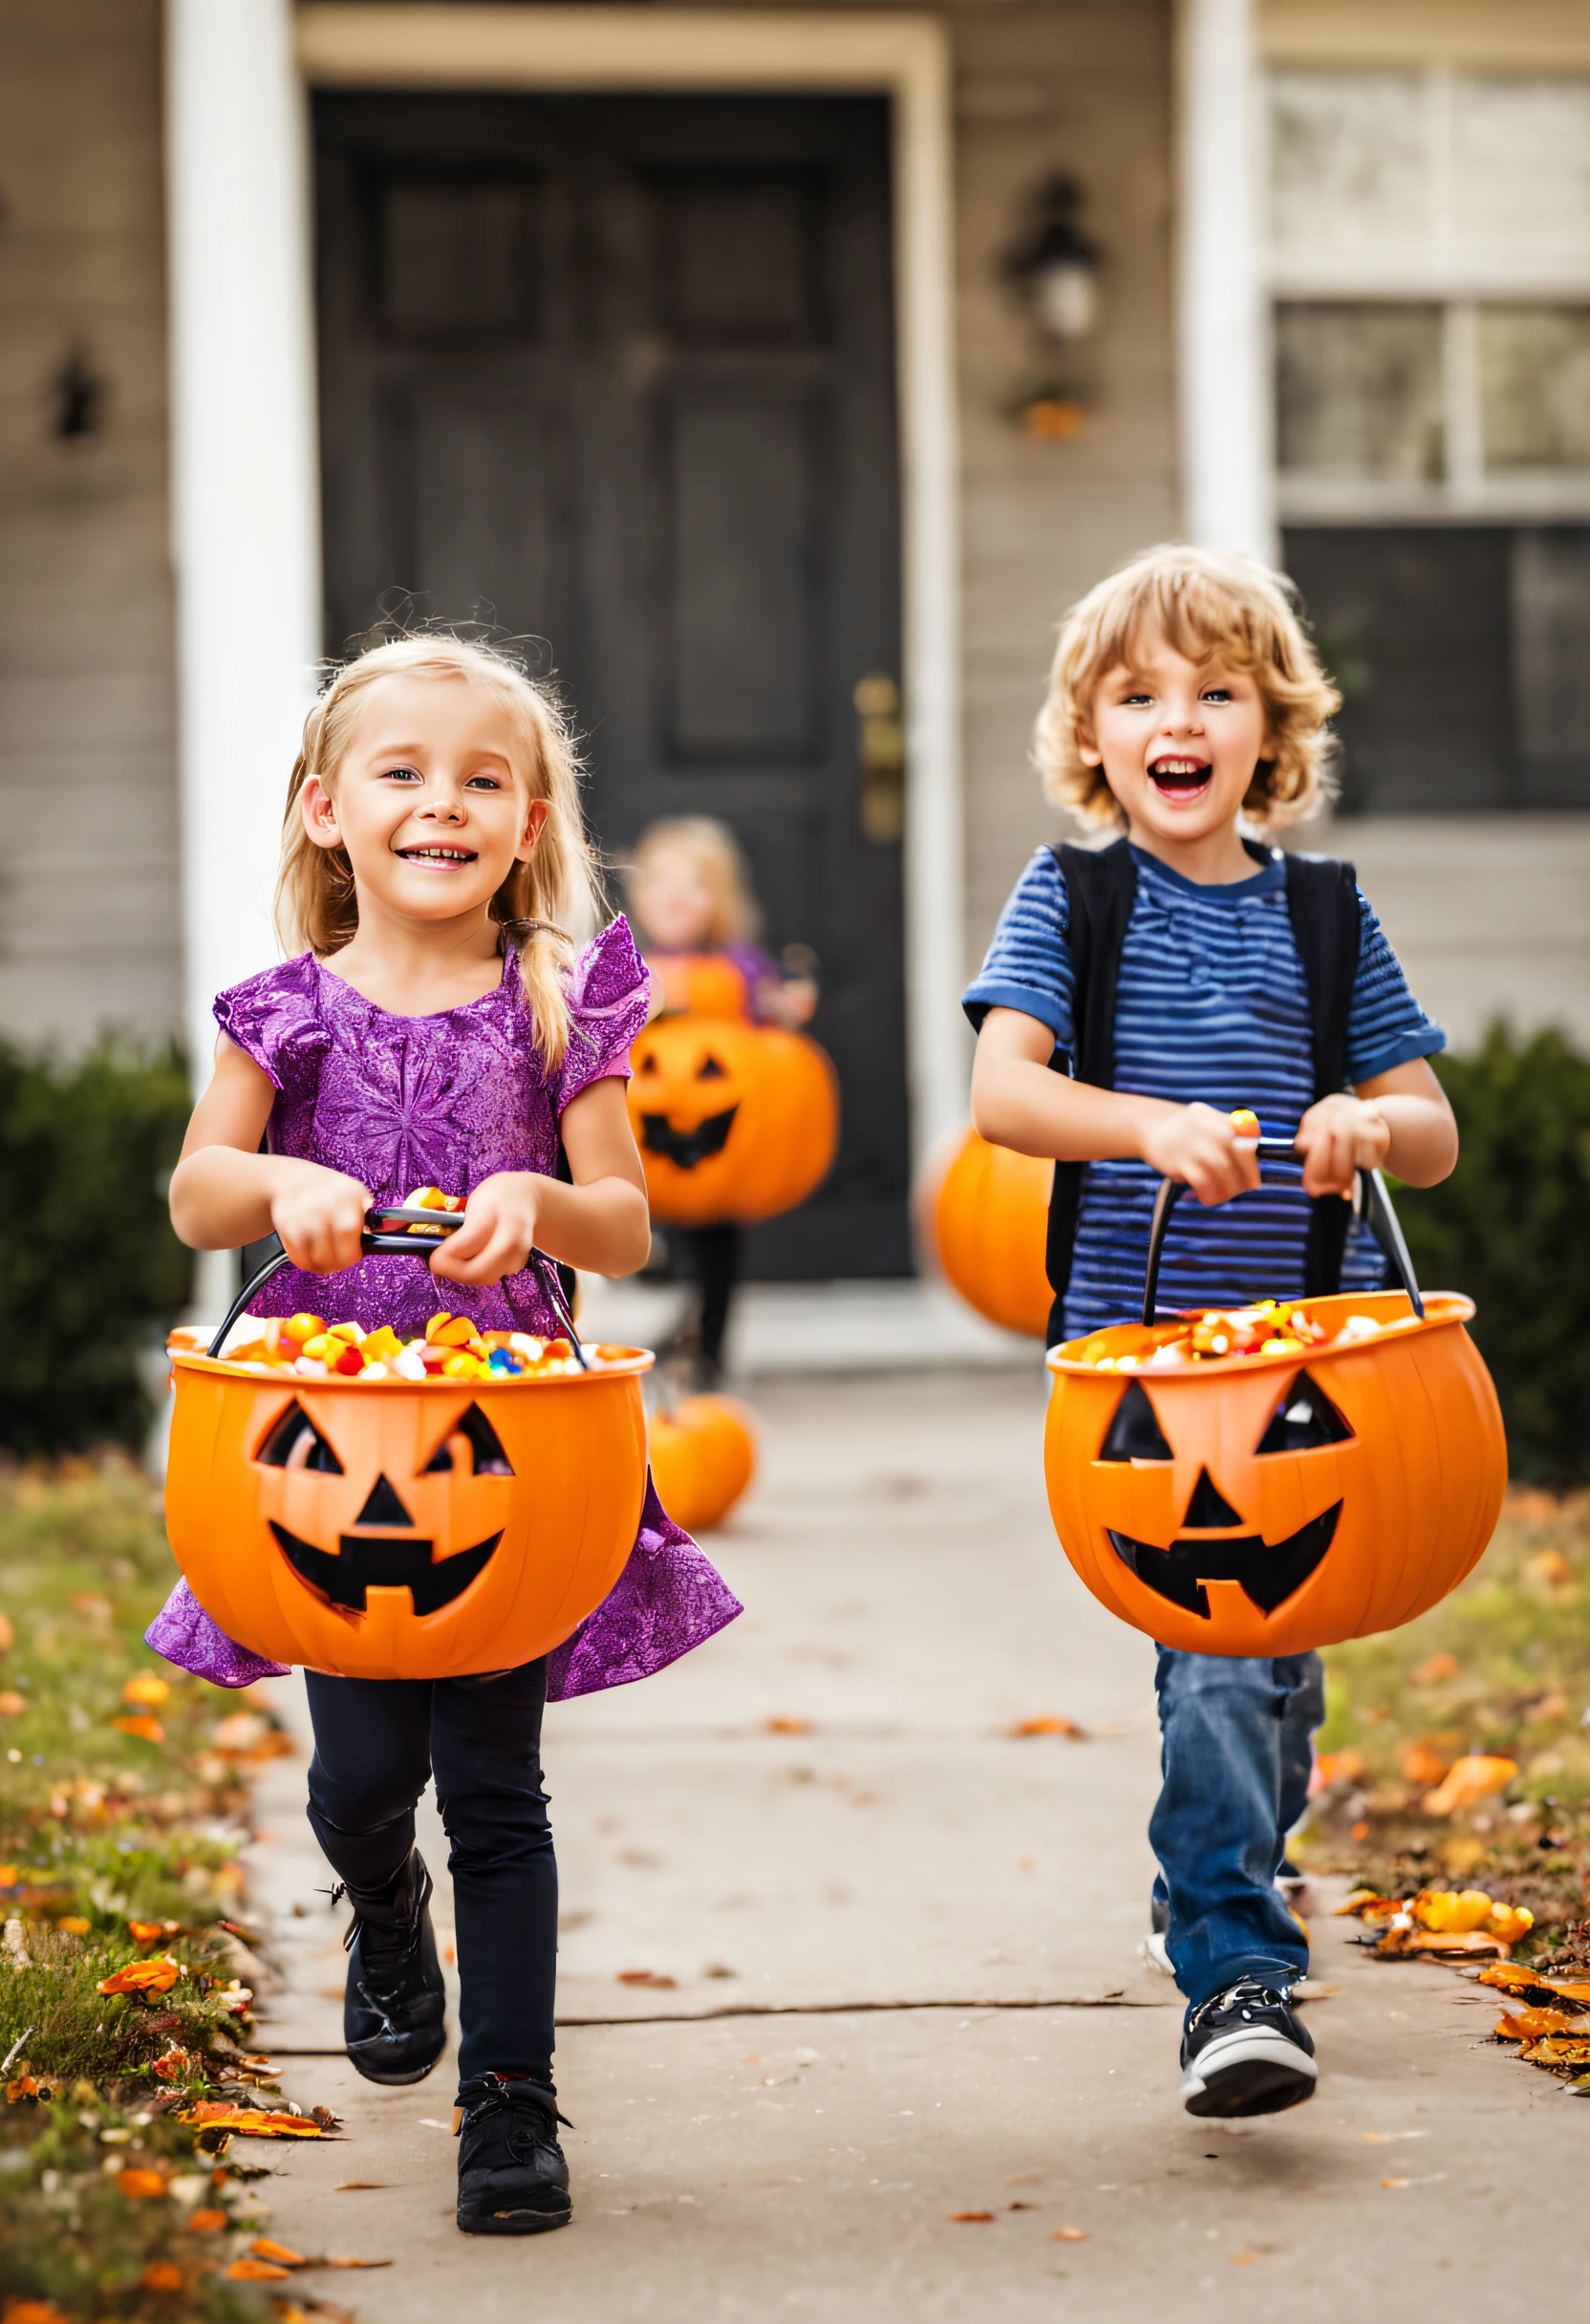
[1043,1289,1506,1656]
[164,1353,651,1680]
[930,1127,1053,1339]
[649,952,754,1020]
[627,1015,839,1226]
[648,1395,757,1532]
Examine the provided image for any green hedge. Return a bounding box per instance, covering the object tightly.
[1396,1024,1590,1486]
[0,1039,192,1454]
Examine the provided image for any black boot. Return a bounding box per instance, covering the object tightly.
[337,1849,447,2086]
[456,2074,571,2235]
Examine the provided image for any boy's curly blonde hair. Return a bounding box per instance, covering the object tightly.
[1033,544,1340,829]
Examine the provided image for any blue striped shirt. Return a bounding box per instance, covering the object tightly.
[962,842,1444,1341]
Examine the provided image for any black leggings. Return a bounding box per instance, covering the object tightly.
[684,1222,741,1372]
[304,1661,556,2095]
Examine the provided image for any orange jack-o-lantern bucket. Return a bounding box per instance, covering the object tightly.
[163,1210,652,1681]
[650,952,755,1020]
[1043,1146,1507,1656]
[627,1015,839,1226]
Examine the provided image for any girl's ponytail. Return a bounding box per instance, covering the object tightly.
[274,635,603,1070]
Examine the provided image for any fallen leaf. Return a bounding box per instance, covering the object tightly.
[1052,2227,1087,2242]
[141,2263,184,2293]
[3,2302,71,2323]
[333,2184,389,2192]
[117,2167,168,2199]
[99,1954,183,1995]
[1009,1715,1088,1739]
[317,2257,393,2270]
[128,1919,180,1944]
[1516,2036,1590,2067]
[7,2075,50,2103]
[765,1716,811,1734]
[1411,1652,1460,1686]
[179,2105,332,2139]
[1310,1748,1365,1790]
[1400,1742,1451,1789]
[112,1714,165,1743]
[950,2210,995,2223]
[227,2259,292,2281]
[187,2208,228,2232]
[616,1969,677,1988]
[122,1673,171,1709]
[1423,1755,1517,1817]
[249,2240,307,2267]
[1495,2008,1583,2039]
[54,1915,91,1936]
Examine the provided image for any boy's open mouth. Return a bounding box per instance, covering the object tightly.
[397,844,479,866]
[1148,755,1213,803]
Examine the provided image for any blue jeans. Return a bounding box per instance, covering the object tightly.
[1149,1647,1323,2010]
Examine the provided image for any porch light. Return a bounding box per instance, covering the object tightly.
[1006,177,1099,342]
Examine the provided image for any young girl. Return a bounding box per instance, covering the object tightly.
[624,817,818,1382]
[152,636,741,2234]
[965,546,1455,2119]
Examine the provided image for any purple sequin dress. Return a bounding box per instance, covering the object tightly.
[145,917,742,1694]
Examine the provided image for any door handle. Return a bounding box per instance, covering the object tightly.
[854,671,904,843]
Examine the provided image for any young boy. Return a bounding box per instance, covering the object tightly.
[964,545,1456,2118]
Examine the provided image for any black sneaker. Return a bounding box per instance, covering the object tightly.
[337,1849,447,2086]
[1180,1978,1317,2118]
[456,2074,572,2235]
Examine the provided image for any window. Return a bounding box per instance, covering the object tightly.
[1268,72,1590,810]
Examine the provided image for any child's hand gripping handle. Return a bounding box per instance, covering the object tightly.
[1141,1130,1425,1328]
[204,1205,588,1367]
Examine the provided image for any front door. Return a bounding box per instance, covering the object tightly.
[314,91,909,1278]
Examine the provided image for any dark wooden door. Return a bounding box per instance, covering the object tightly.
[314,92,908,1278]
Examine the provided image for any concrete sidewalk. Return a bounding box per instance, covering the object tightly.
[242,1368,1584,2319]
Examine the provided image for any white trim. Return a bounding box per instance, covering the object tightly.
[296,5,967,1168]
[1174,0,1276,560]
[167,0,323,1314]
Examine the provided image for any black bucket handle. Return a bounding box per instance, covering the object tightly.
[203,1203,588,1368]
[1141,1135,1425,1329]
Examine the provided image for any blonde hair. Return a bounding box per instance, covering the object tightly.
[276,635,601,1069]
[1034,544,1341,830]
[623,816,760,949]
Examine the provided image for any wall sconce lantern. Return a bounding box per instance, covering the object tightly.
[1006,176,1099,343]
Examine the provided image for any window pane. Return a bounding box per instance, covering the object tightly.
[1479,307,1590,471]
[1276,303,1444,481]
[1512,530,1590,805]
[1269,74,1432,264]
[1452,80,1590,268]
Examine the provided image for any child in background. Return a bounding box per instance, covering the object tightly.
[625,816,818,1382]
[965,546,1456,2119]
[153,636,741,2233]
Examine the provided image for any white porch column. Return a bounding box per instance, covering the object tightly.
[166,0,320,1308]
[166,0,320,1060]
[1175,0,1275,562]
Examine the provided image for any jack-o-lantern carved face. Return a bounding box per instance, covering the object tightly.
[257,1398,515,1617]
[626,1016,839,1226]
[164,1362,652,1680]
[1042,1291,1508,1655]
[1097,1374,1352,1621]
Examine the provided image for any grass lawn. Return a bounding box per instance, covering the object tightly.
[0,1460,329,2323]
[1305,1489,1590,1954]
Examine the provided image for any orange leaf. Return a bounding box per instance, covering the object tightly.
[616,1969,677,1988]
[319,2257,393,2270]
[226,2260,291,2281]
[1052,2227,1088,2242]
[98,1953,182,1995]
[186,2208,227,2233]
[1400,1742,1451,1790]
[127,1919,179,1944]
[1422,1755,1517,1817]
[117,2167,169,2199]
[765,1715,811,1734]
[141,2262,184,2292]
[1495,2008,1583,2039]
[1516,2036,1590,2066]
[950,2211,994,2223]
[179,2104,330,2139]
[2,2302,71,2323]
[112,1714,165,1743]
[1411,1653,1460,1685]
[249,2240,306,2267]
[1009,1715,1087,1739]
[121,1673,171,1708]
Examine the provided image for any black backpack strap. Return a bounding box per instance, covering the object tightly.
[1044,838,1138,1341]
[1282,852,1363,1295]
